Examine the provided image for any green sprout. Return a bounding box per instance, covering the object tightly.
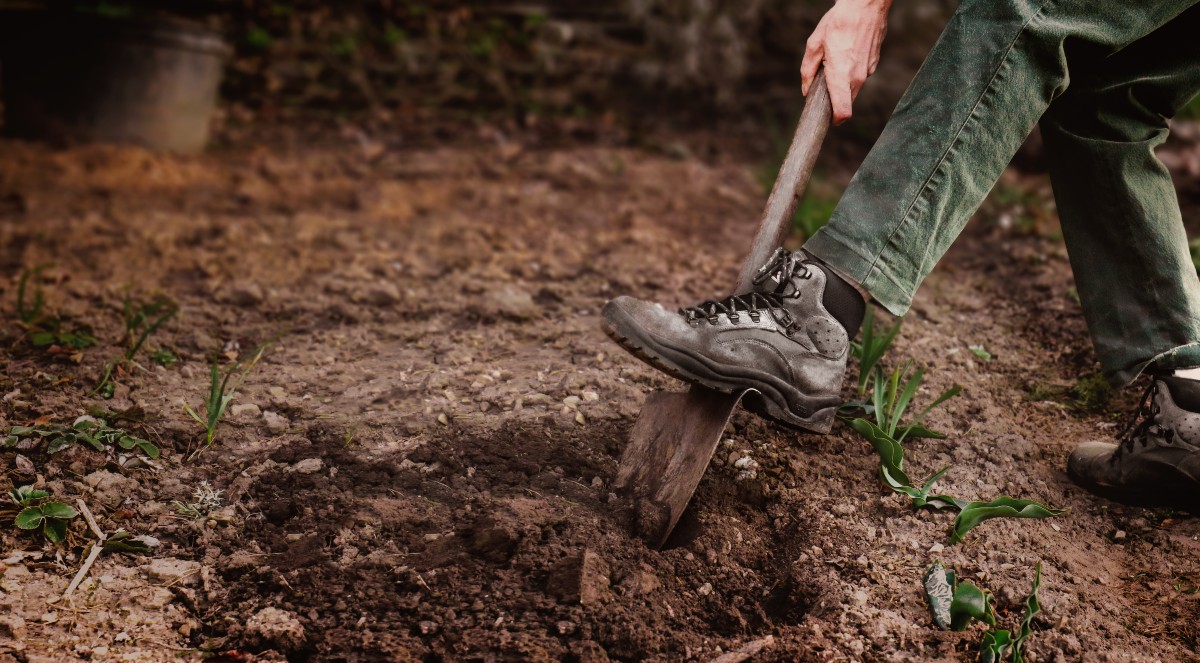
[923,561,996,631]
[15,266,98,350]
[184,341,270,451]
[977,563,1044,663]
[3,418,159,458]
[95,295,178,397]
[10,485,78,543]
[969,345,993,362]
[851,306,903,397]
[844,316,1061,543]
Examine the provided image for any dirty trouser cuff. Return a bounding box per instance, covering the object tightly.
[802,227,913,318]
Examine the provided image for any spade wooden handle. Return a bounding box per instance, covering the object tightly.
[735,71,832,292]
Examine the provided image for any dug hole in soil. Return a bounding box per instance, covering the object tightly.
[2,130,1200,662]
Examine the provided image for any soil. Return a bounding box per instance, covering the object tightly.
[2,130,1200,662]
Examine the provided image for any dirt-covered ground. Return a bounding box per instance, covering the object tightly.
[3,128,1200,662]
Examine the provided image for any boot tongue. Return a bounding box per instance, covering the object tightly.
[1163,376,1200,412]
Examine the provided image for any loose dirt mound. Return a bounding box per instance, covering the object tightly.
[1,137,1199,661]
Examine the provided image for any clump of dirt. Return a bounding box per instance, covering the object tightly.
[2,135,1200,662]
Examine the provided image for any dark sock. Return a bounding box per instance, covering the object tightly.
[810,261,865,337]
[1164,374,1200,412]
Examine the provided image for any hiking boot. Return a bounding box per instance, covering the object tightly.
[1068,376,1200,510]
[601,248,850,433]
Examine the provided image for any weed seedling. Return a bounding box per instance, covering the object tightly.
[94,294,179,397]
[851,306,903,398]
[184,341,270,452]
[976,563,1044,663]
[923,561,996,631]
[171,481,224,519]
[14,266,98,350]
[4,418,159,458]
[10,485,78,543]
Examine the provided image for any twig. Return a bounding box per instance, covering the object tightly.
[76,499,106,542]
[55,500,107,602]
[59,543,103,601]
[707,636,775,663]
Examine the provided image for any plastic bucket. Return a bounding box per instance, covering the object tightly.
[0,11,230,154]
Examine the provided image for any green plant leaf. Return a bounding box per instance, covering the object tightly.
[850,418,908,485]
[40,501,77,519]
[43,517,68,543]
[950,580,996,631]
[1011,562,1043,663]
[977,629,1014,663]
[969,345,993,363]
[894,423,947,440]
[11,485,48,506]
[103,529,154,554]
[923,562,956,629]
[951,498,1065,543]
[15,506,44,529]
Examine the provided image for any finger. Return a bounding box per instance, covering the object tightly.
[801,40,823,96]
[827,68,854,124]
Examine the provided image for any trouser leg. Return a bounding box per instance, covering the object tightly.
[1039,4,1200,384]
[803,0,1199,320]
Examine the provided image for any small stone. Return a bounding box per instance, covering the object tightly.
[929,543,945,553]
[697,582,713,596]
[546,549,610,605]
[619,570,661,596]
[245,607,306,652]
[114,631,130,643]
[1114,530,1127,540]
[230,403,261,419]
[563,396,581,409]
[262,410,289,433]
[40,612,58,624]
[144,558,202,587]
[437,413,450,426]
[289,458,324,475]
[582,391,599,402]
[93,646,109,656]
[356,282,401,306]
[223,282,264,306]
[575,412,586,425]
[482,284,538,320]
[0,615,26,639]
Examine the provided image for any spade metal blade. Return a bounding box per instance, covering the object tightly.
[612,72,833,548]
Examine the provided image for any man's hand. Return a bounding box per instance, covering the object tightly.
[801,0,894,125]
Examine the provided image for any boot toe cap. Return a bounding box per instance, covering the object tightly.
[1067,440,1118,483]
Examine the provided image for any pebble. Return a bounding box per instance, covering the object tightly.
[289,458,324,475]
[697,582,713,596]
[223,282,264,306]
[357,282,401,306]
[245,607,307,652]
[230,403,262,419]
[1114,530,1127,540]
[262,410,289,433]
[144,558,202,587]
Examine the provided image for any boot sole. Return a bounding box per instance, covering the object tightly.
[601,303,838,434]
[1067,466,1200,513]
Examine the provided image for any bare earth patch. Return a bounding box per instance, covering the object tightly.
[1,137,1198,661]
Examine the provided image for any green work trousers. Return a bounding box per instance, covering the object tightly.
[804,0,1200,384]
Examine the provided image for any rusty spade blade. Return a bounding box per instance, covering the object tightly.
[610,72,833,548]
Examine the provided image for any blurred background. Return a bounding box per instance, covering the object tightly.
[0,0,960,155]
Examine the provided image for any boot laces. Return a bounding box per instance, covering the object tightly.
[1115,381,1174,459]
[680,249,813,331]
